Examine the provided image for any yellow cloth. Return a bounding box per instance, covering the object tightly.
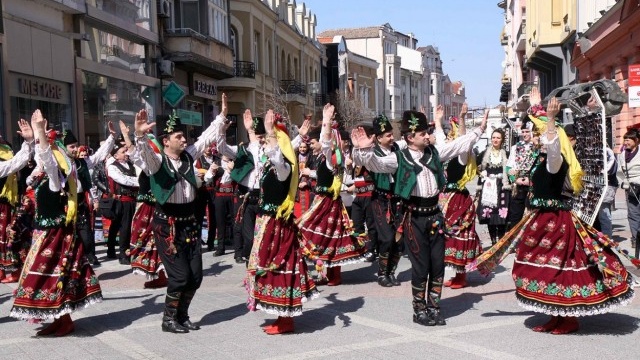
[529,115,584,194]
[0,144,19,206]
[52,147,78,225]
[456,153,478,189]
[274,128,298,221]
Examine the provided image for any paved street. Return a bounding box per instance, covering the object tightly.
[1,190,639,360]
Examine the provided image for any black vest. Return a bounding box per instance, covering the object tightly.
[530,154,569,201]
[260,161,293,214]
[111,161,139,197]
[75,158,92,192]
[445,158,466,185]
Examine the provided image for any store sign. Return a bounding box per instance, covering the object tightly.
[192,74,217,100]
[177,109,203,126]
[629,64,640,108]
[9,73,70,104]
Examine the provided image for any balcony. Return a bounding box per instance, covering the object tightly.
[164,28,234,79]
[216,61,257,90]
[280,80,307,104]
[39,0,86,14]
[516,20,526,51]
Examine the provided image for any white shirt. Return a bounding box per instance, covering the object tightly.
[0,141,33,179]
[107,161,139,187]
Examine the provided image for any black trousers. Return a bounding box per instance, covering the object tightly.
[76,200,95,258]
[507,185,530,230]
[194,187,216,246]
[372,194,402,273]
[214,194,234,251]
[351,196,377,253]
[233,193,259,259]
[154,217,203,294]
[403,211,446,310]
[107,200,136,258]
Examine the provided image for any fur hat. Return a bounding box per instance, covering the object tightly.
[373,114,393,136]
[157,110,186,138]
[400,110,430,135]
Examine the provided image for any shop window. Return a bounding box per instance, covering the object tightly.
[10,97,72,147]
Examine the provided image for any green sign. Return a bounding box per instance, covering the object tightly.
[177,109,203,126]
[162,81,185,108]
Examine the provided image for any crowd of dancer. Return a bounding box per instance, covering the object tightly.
[0,86,637,337]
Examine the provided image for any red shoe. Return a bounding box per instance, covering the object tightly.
[532,316,560,333]
[264,317,294,335]
[54,315,75,337]
[144,271,168,289]
[443,278,454,287]
[327,266,342,286]
[37,320,62,336]
[262,317,283,332]
[1,270,19,283]
[449,273,467,289]
[550,317,579,335]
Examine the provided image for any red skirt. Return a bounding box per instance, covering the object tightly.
[1,197,34,272]
[468,209,634,317]
[11,224,102,320]
[296,194,366,266]
[294,188,312,218]
[440,191,482,273]
[129,202,163,280]
[246,215,318,316]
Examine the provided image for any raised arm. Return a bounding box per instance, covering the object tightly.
[351,126,398,174]
[31,110,63,192]
[86,121,116,169]
[543,96,563,174]
[436,110,487,162]
[132,109,162,175]
[263,109,291,181]
[0,119,34,178]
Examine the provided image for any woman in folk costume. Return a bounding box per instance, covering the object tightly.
[129,132,168,288]
[476,128,510,245]
[245,109,318,335]
[0,121,38,282]
[467,92,636,335]
[0,127,37,283]
[439,105,483,289]
[297,104,367,286]
[11,110,102,336]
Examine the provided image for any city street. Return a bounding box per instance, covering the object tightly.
[0,189,638,360]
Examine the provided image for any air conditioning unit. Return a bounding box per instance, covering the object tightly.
[157,0,171,18]
[159,59,174,78]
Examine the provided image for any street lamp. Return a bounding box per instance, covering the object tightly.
[308,81,320,122]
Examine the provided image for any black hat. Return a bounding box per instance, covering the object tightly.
[157,110,185,138]
[564,124,576,138]
[62,130,78,146]
[110,134,126,156]
[400,111,430,135]
[251,117,266,136]
[373,114,393,136]
[307,126,321,141]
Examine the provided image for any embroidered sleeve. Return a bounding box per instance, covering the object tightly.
[132,137,161,175]
[353,147,398,174]
[87,134,115,170]
[541,134,562,174]
[0,141,32,178]
[107,163,139,187]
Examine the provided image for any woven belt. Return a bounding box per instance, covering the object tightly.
[355,184,375,194]
[403,203,439,216]
[217,186,234,194]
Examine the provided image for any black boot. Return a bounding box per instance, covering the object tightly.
[162,292,190,334]
[387,252,401,286]
[377,253,393,287]
[411,284,435,326]
[177,290,200,330]
[427,307,447,326]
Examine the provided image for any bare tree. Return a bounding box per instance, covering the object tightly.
[333,89,369,130]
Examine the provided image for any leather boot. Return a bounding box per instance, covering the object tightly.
[387,252,401,286]
[162,292,189,334]
[377,253,393,287]
[177,290,200,330]
[327,266,342,286]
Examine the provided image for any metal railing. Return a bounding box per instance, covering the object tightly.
[165,28,209,42]
[280,80,306,96]
[234,61,255,78]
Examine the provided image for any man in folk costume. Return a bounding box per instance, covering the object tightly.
[0,121,36,283]
[213,95,267,265]
[107,123,139,265]
[132,107,219,334]
[352,106,486,326]
[12,110,102,336]
[244,109,318,335]
[298,125,324,208]
[439,106,484,289]
[194,143,217,251]
[60,123,116,266]
[505,115,538,230]
[369,114,404,287]
[204,153,234,257]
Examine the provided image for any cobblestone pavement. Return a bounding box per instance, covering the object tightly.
[0,190,638,360]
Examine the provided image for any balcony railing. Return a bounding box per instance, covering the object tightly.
[314,93,330,106]
[280,80,306,96]
[166,28,209,42]
[517,81,535,98]
[517,19,526,41]
[234,61,255,78]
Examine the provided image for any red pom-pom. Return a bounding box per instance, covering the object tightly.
[275,123,288,136]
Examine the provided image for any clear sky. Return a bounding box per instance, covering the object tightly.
[304,0,505,109]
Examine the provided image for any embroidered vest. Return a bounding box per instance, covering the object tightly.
[230,144,254,183]
[34,178,67,229]
[149,152,197,205]
[393,146,445,200]
[111,161,139,197]
[137,172,155,204]
[371,145,394,191]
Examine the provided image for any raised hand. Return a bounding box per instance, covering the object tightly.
[546,96,561,121]
[264,109,275,134]
[350,127,375,149]
[434,105,444,123]
[107,120,117,135]
[119,120,130,135]
[322,103,335,123]
[529,86,541,106]
[17,119,34,142]
[134,109,155,136]
[30,109,46,132]
[460,103,468,118]
[221,93,228,118]
[298,119,311,137]
[243,109,253,132]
